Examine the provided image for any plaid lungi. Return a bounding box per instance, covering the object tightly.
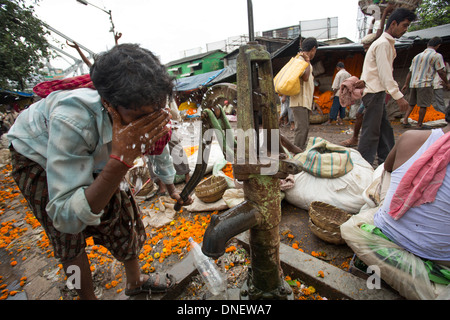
[9,146,147,263]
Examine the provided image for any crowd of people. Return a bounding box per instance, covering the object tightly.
[278,6,450,287]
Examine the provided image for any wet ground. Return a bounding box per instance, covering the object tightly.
[0,117,411,301]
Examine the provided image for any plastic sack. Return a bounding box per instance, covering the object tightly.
[212,158,235,188]
[341,209,450,299]
[141,196,177,229]
[222,188,245,208]
[273,54,309,96]
[285,147,373,213]
[184,194,229,213]
[187,141,225,176]
[340,168,450,300]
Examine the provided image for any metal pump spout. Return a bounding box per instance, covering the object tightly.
[201,200,261,259]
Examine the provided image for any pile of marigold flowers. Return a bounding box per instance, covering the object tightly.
[138,210,218,275]
[284,276,327,300]
[408,105,445,123]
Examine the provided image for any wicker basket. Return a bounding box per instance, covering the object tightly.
[195,175,228,203]
[310,114,328,124]
[308,201,352,245]
[358,0,422,16]
[127,166,154,197]
[309,201,352,233]
[309,218,346,245]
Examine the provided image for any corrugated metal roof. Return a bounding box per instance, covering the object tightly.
[402,24,450,41]
[165,50,225,67]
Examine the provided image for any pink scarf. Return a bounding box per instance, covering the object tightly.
[389,131,450,220]
[33,74,171,155]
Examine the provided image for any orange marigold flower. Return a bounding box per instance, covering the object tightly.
[225,245,236,253]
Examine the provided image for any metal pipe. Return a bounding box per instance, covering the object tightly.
[247,0,255,42]
[202,200,261,259]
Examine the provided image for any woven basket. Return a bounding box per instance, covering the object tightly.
[358,0,422,16]
[127,166,154,197]
[308,201,352,245]
[309,218,346,245]
[310,113,329,124]
[309,201,352,233]
[195,175,228,203]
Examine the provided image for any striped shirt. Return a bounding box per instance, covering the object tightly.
[409,48,445,88]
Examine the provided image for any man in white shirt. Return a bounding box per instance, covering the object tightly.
[358,8,416,166]
[324,62,351,125]
[289,37,317,149]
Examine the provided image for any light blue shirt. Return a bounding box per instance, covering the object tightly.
[374,129,450,261]
[7,88,174,234]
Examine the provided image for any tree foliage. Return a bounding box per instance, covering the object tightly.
[410,0,450,30]
[0,0,51,91]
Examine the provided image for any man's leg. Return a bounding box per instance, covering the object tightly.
[358,92,385,165]
[123,258,149,291]
[63,251,97,300]
[325,97,340,124]
[432,88,446,114]
[291,107,310,149]
[416,87,434,128]
[417,107,427,127]
[340,111,363,147]
[376,102,395,164]
[402,104,414,126]
[402,87,416,126]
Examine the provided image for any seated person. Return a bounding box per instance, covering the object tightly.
[373,108,450,267]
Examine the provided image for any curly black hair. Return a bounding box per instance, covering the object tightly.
[90,44,174,110]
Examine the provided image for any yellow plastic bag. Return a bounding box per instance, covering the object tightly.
[273,54,309,96]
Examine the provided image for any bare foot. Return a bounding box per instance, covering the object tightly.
[340,138,358,147]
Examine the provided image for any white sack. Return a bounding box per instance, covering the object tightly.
[284,148,374,213]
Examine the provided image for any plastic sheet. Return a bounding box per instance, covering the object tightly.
[341,168,450,300]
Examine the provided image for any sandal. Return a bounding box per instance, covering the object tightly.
[125,273,176,296]
[418,124,432,130]
[401,122,411,128]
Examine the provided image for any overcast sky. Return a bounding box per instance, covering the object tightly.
[33,0,363,69]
